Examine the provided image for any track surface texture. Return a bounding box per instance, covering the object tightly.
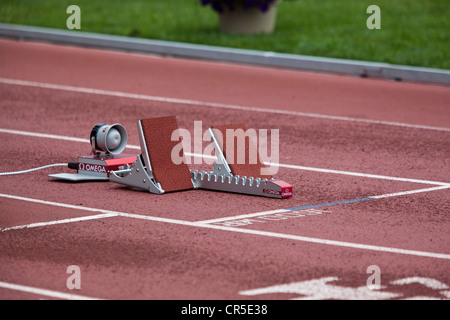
[0,38,449,301]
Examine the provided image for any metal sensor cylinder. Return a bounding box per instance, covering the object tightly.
[91,123,128,154]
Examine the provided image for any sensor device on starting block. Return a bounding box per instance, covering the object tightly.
[49,123,136,181]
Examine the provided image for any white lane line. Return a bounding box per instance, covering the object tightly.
[1,127,449,186]
[0,281,102,300]
[0,193,120,216]
[0,213,118,232]
[0,128,89,144]
[96,212,450,261]
[0,193,203,229]
[0,128,140,149]
[196,185,450,225]
[275,163,450,187]
[370,185,450,199]
[196,209,288,225]
[1,193,450,260]
[1,77,450,133]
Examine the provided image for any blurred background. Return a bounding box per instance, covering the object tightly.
[0,0,448,69]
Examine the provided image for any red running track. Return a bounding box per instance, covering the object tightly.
[0,38,449,301]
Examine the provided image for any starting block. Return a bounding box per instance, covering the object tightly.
[109,117,292,199]
[110,116,195,194]
[191,124,292,199]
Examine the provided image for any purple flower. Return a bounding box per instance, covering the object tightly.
[200,0,277,13]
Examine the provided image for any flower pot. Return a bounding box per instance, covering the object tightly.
[219,1,280,34]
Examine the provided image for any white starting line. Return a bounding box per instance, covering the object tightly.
[0,281,101,300]
[1,192,450,261]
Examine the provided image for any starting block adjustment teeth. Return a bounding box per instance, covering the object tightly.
[191,170,292,199]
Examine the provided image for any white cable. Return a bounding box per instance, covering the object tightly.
[0,163,68,176]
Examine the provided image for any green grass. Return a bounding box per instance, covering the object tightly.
[0,0,449,69]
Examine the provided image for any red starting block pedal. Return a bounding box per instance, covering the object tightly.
[109,116,196,193]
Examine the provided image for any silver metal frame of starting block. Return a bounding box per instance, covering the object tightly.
[190,129,292,199]
[109,155,164,194]
[108,120,165,194]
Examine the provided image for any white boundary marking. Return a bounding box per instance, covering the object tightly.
[1,127,449,186]
[196,185,450,225]
[197,209,289,225]
[275,163,450,186]
[0,128,89,144]
[370,185,450,199]
[0,281,101,300]
[0,213,118,232]
[1,77,450,132]
[1,193,450,260]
